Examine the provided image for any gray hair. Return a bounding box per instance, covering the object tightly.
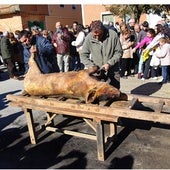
[3,31,9,37]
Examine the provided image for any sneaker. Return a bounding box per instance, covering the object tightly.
[151,77,158,80]
[10,76,19,80]
[141,77,145,81]
[158,81,167,85]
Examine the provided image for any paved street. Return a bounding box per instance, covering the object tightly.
[0,68,170,169]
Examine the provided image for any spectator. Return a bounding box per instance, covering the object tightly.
[19,29,59,74]
[55,21,62,32]
[71,24,86,54]
[80,20,123,89]
[52,26,71,72]
[9,32,24,74]
[18,30,31,75]
[108,21,117,33]
[72,21,78,36]
[144,24,166,52]
[132,28,156,80]
[120,22,128,34]
[115,22,121,36]
[120,28,135,78]
[133,21,149,78]
[71,24,86,70]
[139,21,149,41]
[154,37,170,84]
[127,18,136,32]
[0,31,18,79]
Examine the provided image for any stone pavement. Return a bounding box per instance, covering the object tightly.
[0,70,170,169]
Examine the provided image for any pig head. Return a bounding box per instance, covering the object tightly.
[24,53,121,103]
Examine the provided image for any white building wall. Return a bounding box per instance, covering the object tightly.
[147,13,162,28]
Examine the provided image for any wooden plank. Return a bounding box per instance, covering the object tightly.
[109,123,117,137]
[7,94,170,124]
[45,112,56,126]
[154,100,165,113]
[127,94,170,105]
[83,118,96,132]
[46,126,96,140]
[24,108,37,144]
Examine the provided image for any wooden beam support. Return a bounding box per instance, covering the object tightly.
[46,126,96,140]
[24,108,37,144]
[45,112,56,126]
[95,119,105,161]
[83,118,96,132]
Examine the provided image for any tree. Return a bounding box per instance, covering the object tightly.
[105,5,170,23]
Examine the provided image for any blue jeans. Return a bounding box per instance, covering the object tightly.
[161,66,169,82]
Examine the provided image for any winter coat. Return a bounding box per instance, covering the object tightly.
[120,35,134,59]
[137,30,147,44]
[52,29,70,54]
[135,36,154,50]
[33,35,59,73]
[154,43,170,66]
[0,36,13,60]
[145,33,165,50]
[80,29,123,68]
[71,31,86,52]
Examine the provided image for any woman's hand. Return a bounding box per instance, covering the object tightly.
[132,48,136,53]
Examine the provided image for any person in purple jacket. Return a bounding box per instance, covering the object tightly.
[132,28,156,79]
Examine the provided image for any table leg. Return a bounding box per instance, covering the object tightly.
[24,108,37,144]
[95,119,105,161]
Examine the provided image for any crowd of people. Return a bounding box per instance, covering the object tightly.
[0,21,89,79]
[118,18,170,85]
[0,17,170,87]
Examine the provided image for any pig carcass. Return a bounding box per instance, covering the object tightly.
[23,53,122,103]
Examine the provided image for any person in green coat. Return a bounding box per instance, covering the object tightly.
[0,31,17,79]
[80,20,123,89]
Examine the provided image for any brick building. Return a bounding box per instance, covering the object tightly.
[0,4,82,33]
[0,4,163,33]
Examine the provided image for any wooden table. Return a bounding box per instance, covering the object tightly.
[7,94,170,161]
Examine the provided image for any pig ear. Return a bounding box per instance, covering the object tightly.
[86,87,97,103]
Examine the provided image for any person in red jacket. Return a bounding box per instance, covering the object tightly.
[52,27,71,72]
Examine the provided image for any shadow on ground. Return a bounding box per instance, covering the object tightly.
[131,82,162,95]
[0,90,21,111]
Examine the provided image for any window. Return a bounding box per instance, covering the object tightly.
[72,5,76,10]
